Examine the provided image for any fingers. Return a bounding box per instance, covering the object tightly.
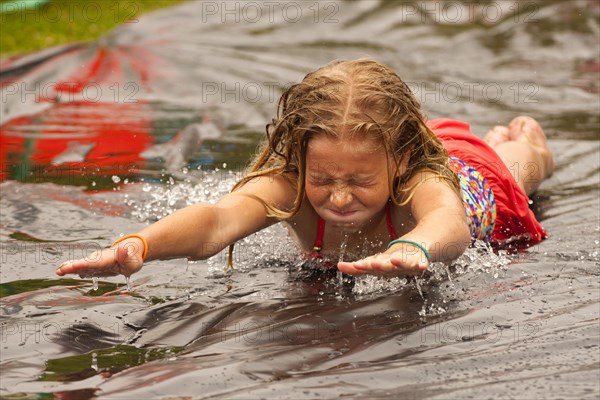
[55,247,117,277]
[337,255,396,277]
[337,261,370,275]
[56,236,147,278]
[55,260,76,276]
[338,252,428,277]
[389,253,428,274]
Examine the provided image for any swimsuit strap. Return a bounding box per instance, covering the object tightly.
[307,216,326,260]
[386,200,398,240]
[311,201,397,256]
[313,217,326,252]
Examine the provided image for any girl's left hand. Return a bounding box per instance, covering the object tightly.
[337,250,428,277]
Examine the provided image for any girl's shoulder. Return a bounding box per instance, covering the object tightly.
[233,172,298,212]
[401,167,455,198]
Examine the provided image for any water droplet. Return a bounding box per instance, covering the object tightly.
[92,277,98,291]
[126,276,132,292]
[327,350,342,359]
[91,181,96,187]
[112,175,121,183]
[337,233,349,287]
[91,352,98,371]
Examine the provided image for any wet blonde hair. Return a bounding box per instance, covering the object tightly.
[233,57,459,219]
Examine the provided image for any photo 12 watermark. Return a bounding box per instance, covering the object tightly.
[394,1,539,24]
[1,81,140,104]
[1,241,108,266]
[396,320,544,345]
[197,318,339,344]
[200,81,291,104]
[406,81,539,105]
[0,1,142,23]
[199,1,339,24]
[0,320,134,345]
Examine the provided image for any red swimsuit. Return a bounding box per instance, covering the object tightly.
[428,118,547,243]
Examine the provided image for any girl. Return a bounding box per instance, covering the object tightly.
[56,58,554,279]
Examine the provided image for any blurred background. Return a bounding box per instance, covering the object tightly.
[1,0,598,188]
[0,1,599,398]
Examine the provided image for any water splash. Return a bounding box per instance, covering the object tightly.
[337,232,349,287]
[414,276,424,298]
[451,241,512,276]
[127,170,298,275]
[123,170,510,313]
[128,169,240,223]
[126,276,132,292]
[204,226,297,276]
[353,240,512,315]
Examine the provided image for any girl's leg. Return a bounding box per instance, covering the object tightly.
[484,116,555,196]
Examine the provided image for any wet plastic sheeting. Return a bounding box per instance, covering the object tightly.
[0,1,599,398]
[2,1,599,183]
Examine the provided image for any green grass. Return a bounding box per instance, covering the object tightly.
[0,0,186,57]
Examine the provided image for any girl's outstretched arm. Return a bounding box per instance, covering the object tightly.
[56,175,295,278]
[338,172,471,277]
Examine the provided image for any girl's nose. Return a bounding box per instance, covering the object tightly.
[330,185,353,209]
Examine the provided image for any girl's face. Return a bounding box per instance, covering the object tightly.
[305,135,392,232]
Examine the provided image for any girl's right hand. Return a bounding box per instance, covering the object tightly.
[55,237,145,278]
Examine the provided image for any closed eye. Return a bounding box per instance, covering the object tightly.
[349,178,375,187]
[308,175,333,185]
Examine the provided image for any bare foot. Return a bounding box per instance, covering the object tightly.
[484,125,510,147]
[507,116,555,178]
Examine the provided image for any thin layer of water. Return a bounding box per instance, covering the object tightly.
[1,0,599,398]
